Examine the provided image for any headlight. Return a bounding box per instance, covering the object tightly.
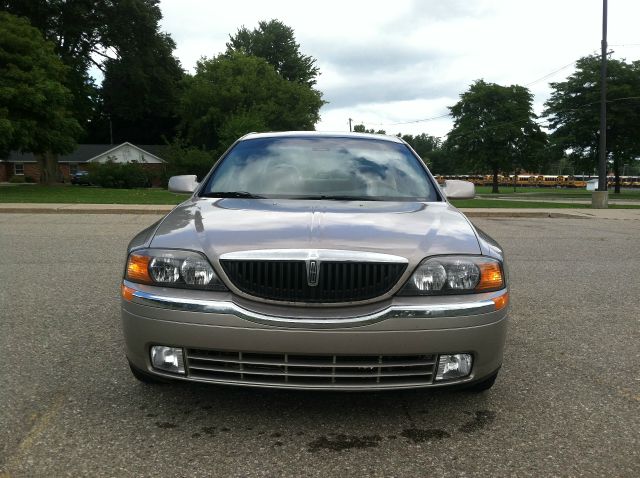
[125,249,227,290]
[398,256,504,295]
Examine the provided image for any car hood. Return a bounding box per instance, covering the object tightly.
[149,198,481,265]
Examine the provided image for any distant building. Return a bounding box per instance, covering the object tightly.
[0,142,168,184]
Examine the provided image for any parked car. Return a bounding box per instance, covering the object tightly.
[70,170,91,185]
[121,132,508,391]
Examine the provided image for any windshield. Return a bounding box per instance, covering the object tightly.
[201,136,440,201]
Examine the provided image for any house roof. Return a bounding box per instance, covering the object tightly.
[3,143,169,163]
[85,142,166,163]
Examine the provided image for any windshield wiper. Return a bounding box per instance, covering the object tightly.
[290,195,382,201]
[201,191,265,199]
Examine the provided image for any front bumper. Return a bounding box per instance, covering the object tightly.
[121,281,508,390]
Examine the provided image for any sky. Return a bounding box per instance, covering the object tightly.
[159,0,640,139]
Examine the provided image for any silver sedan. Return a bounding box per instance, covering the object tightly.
[121,132,508,391]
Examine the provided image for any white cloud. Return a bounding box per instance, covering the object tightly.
[159,0,640,138]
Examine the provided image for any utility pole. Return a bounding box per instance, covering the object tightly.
[348,118,353,132]
[593,0,609,208]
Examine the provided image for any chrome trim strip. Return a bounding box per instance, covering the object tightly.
[219,249,408,263]
[150,369,477,390]
[125,284,498,329]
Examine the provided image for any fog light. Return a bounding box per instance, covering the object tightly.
[436,354,472,381]
[150,346,185,374]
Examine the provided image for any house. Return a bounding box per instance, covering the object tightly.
[0,142,168,184]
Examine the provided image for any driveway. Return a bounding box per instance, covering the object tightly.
[0,213,638,477]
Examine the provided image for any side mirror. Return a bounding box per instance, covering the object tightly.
[168,175,199,194]
[442,179,475,200]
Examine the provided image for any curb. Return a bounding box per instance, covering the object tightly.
[0,204,594,219]
[0,205,174,215]
[461,210,589,219]
[11,208,172,215]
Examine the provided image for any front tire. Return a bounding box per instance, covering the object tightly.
[466,370,499,392]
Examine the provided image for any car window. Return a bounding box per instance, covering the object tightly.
[202,137,440,201]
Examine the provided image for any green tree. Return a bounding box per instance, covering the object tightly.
[424,144,461,174]
[2,0,100,129]
[448,80,546,193]
[2,0,183,143]
[179,53,324,152]
[226,19,320,86]
[164,140,219,182]
[0,12,81,183]
[352,124,386,134]
[544,55,640,193]
[92,32,184,144]
[400,133,441,161]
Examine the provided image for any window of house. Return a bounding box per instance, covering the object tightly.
[70,163,79,175]
[14,163,24,175]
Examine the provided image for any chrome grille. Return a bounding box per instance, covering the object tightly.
[219,260,407,303]
[186,349,436,388]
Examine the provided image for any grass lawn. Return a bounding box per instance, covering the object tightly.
[0,185,185,204]
[450,199,588,208]
[474,186,640,200]
[2,184,640,208]
[450,199,640,209]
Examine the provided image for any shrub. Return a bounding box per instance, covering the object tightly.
[164,141,220,183]
[9,175,26,183]
[24,175,36,183]
[87,160,154,188]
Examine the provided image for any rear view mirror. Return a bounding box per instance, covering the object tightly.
[168,175,199,194]
[442,180,475,200]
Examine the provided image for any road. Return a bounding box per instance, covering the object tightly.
[1,213,638,477]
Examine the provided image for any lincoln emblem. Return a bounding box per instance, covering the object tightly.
[307,260,319,286]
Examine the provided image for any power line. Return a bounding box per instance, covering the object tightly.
[416,95,640,142]
[387,113,452,126]
[354,94,640,133]
[545,96,640,120]
[606,95,640,102]
[351,49,623,129]
[524,60,578,87]
[352,112,451,127]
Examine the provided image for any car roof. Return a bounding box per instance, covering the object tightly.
[239,131,405,144]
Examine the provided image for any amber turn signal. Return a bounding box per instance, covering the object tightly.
[126,253,151,283]
[491,291,509,310]
[476,262,504,291]
[121,283,136,301]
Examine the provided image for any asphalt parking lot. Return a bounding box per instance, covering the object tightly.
[1,213,638,477]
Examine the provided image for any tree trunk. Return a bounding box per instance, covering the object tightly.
[614,160,621,194]
[492,168,499,194]
[37,152,60,185]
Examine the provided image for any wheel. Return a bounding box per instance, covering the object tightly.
[128,362,166,384]
[466,370,499,392]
